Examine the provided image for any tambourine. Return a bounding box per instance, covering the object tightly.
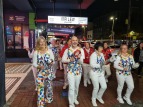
[46,59,53,66]
[74,50,81,57]
[132,63,140,69]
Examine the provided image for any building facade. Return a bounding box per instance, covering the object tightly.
[93,11,128,40]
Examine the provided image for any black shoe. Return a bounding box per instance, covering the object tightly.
[138,75,142,78]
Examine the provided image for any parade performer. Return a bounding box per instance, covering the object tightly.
[102,42,112,82]
[114,44,139,105]
[26,43,37,91]
[134,43,143,78]
[60,38,71,89]
[82,42,94,87]
[33,36,54,107]
[90,42,107,107]
[62,36,85,107]
[48,38,58,78]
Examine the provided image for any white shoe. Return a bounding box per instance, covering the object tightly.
[105,78,108,83]
[117,97,124,104]
[54,76,56,78]
[123,96,132,105]
[84,81,87,87]
[92,101,97,106]
[74,99,79,105]
[69,105,75,107]
[87,79,91,84]
[97,97,104,104]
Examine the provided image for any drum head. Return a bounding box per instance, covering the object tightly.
[74,50,81,57]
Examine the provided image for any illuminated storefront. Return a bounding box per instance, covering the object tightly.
[4,10,35,62]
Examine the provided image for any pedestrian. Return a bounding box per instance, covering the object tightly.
[134,43,143,78]
[82,42,94,87]
[114,44,139,105]
[33,36,54,107]
[90,42,107,107]
[62,36,85,107]
[26,43,37,91]
[60,38,71,89]
[48,38,58,78]
[102,42,112,82]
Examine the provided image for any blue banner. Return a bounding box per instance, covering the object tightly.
[47,27,75,34]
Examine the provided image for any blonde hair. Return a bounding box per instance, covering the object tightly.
[35,36,47,51]
[117,44,128,55]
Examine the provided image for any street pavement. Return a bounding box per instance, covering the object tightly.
[4,64,143,107]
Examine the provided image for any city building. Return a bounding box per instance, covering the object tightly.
[93,11,128,40]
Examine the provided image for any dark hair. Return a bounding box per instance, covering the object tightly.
[78,43,83,47]
[103,42,107,46]
[94,42,103,50]
[56,40,59,42]
[60,41,63,44]
[67,38,71,42]
[103,42,107,45]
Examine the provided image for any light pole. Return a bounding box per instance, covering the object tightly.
[110,17,117,45]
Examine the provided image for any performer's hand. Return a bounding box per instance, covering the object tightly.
[77,54,81,59]
[26,48,29,51]
[41,65,45,70]
[123,67,128,71]
[70,56,74,62]
[86,57,89,59]
[50,62,54,65]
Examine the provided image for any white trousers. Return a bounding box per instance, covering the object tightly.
[53,61,58,77]
[82,63,91,84]
[63,64,68,85]
[104,64,111,79]
[68,73,81,106]
[90,72,107,101]
[116,73,134,98]
[32,66,37,88]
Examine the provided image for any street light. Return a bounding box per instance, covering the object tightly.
[110,17,117,45]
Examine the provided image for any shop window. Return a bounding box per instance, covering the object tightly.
[14,26,22,49]
[23,26,29,48]
[6,25,14,49]
[6,24,29,50]
[7,35,14,49]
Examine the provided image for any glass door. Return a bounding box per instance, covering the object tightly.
[13,25,22,49]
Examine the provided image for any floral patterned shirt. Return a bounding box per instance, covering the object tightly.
[48,45,58,61]
[62,47,85,75]
[114,54,135,76]
[90,52,105,73]
[36,50,54,80]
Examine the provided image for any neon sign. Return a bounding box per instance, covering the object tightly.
[14,26,21,32]
[6,26,12,34]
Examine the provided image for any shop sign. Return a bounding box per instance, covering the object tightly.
[48,16,88,25]
[47,27,75,34]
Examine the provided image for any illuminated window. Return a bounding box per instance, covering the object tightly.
[14,26,22,49]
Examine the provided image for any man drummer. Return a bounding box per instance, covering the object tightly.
[62,36,85,107]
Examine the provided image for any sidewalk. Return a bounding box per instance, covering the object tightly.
[5,63,32,102]
[5,65,143,107]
